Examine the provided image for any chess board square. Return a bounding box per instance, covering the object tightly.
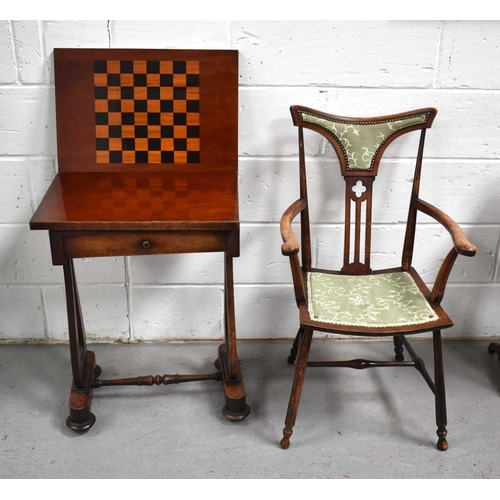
[94,60,107,73]
[147,87,160,100]
[147,61,160,73]
[160,114,174,126]
[135,126,148,138]
[148,138,161,150]
[174,113,187,125]
[186,101,199,113]
[147,100,160,113]
[161,151,174,163]
[96,113,108,125]
[134,100,147,112]
[108,100,121,112]
[122,112,134,125]
[109,138,122,150]
[161,126,174,138]
[122,138,135,150]
[160,100,173,113]
[173,61,186,73]
[136,138,148,151]
[121,87,134,99]
[107,73,121,86]
[173,100,187,113]
[173,74,186,87]
[174,138,187,150]
[173,87,186,100]
[133,61,147,73]
[96,138,109,150]
[187,126,199,138]
[95,87,108,99]
[121,100,135,113]
[147,113,161,125]
[186,74,199,87]
[109,125,122,138]
[109,150,122,162]
[134,74,147,87]
[147,125,161,138]
[120,60,134,73]
[187,138,200,151]
[136,151,148,163]
[187,151,200,163]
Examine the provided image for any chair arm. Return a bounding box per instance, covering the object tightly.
[280,198,307,256]
[415,198,477,257]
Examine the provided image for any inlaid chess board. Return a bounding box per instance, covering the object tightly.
[53,49,238,172]
[93,59,200,164]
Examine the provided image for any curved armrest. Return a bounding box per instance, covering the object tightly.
[280,198,307,256]
[415,198,477,257]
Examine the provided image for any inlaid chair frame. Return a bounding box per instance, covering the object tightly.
[280,105,476,450]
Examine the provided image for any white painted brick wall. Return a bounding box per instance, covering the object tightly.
[1,20,499,343]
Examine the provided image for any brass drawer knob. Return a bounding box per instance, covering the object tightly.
[142,240,151,249]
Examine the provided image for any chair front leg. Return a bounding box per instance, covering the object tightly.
[281,328,313,449]
[287,327,304,365]
[433,330,448,451]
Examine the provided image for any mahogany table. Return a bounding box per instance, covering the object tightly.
[30,48,250,431]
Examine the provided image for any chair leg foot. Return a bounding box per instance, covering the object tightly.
[94,364,102,378]
[437,429,448,451]
[280,430,292,449]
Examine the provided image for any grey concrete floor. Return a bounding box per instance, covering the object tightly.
[1,338,500,479]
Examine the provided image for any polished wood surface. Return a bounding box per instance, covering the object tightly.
[30,170,239,231]
[280,105,476,451]
[54,49,238,173]
[30,48,249,432]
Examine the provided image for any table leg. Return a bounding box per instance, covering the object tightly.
[216,253,250,421]
[63,259,97,432]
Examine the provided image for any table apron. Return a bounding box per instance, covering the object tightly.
[49,230,237,263]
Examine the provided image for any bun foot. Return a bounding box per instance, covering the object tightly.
[280,429,292,449]
[94,364,102,378]
[280,436,290,449]
[437,437,448,451]
[222,403,251,422]
[66,413,96,433]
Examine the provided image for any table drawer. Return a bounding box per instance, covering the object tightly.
[61,230,230,259]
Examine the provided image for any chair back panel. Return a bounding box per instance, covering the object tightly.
[290,105,437,274]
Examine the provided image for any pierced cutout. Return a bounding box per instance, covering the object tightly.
[351,180,366,198]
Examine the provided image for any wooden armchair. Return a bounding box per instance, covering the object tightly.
[280,105,476,450]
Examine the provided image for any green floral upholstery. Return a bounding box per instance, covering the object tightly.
[300,111,428,171]
[307,271,438,327]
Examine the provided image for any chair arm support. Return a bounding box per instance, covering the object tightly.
[415,198,477,257]
[280,198,307,256]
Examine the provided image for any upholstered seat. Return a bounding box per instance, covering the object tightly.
[307,271,438,328]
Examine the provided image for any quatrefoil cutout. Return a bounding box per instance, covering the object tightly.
[351,180,367,198]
